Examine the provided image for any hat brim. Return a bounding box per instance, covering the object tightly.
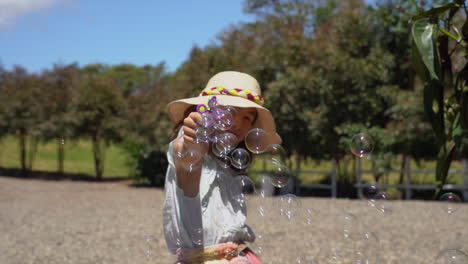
[167,95,281,145]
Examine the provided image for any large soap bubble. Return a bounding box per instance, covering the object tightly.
[175,149,203,172]
[267,161,291,188]
[231,175,257,205]
[216,132,238,155]
[439,192,462,214]
[230,148,251,170]
[350,133,374,157]
[245,128,270,154]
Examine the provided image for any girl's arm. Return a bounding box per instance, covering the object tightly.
[172,111,208,197]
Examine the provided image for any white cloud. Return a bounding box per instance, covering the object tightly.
[0,0,66,29]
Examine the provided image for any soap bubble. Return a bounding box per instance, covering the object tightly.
[267,161,291,188]
[304,207,319,225]
[212,143,225,158]
[435,248,468,264]
[262,144,287,164]
[175,149,203,172]
[196,126,214,142]
[368,191,392,214]
[245,128,270,154]
[143,234,158,259]
[219,155,232,169]
[280,194,301,221]
[230,148,251,170]
[191,228,203,246]
[232,175,256,204]
[350,133,374,157]
[212,107,226,120]
[337,211,358,239]
[439,192,462,214]
[216,132,238,155]
[215,111,234,131]
[222,105,238,117]
[363,182,379,199]
[200,113,214,128]
[166,229,182,249]
[209,131,221,143]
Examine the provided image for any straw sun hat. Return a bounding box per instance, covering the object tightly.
[167,71,281,145]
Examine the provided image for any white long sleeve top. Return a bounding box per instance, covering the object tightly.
[162,136,255,254]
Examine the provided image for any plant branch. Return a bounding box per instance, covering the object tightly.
[438,26,467,48]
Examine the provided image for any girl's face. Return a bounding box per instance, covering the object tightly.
[227,107,257,144]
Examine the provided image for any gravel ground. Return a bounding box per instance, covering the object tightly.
[0,176,467,264]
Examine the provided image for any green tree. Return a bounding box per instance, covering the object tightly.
[39,63,80,176]
[71,71,126,179]
[120,63,173,186]
[0,66,44,174]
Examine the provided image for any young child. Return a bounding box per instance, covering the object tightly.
[163,71,281,264]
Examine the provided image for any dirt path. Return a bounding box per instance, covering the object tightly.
[0,176,467,264]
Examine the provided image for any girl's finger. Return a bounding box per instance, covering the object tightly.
[188,112,202,124]
[183,126,197,139]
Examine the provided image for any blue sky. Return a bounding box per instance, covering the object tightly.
[0,0,256,73]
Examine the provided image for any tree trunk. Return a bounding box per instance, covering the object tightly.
[92,135,105,180]
[19,130,27,176]
[27,136,38,171]
[0,138,3,167]
[57,138,65,177]
[398,154,407,184]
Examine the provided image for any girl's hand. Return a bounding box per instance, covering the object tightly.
[174,112,209,158]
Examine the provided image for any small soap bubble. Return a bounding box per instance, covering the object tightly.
[191,228,203,246]
[196,126,214,142]
[175,149,203,172]
[209,131,220,143]
[212,143,225,158]
[219,155,232,169]
[304,208,319,225]
[262,144,287,164]
[232,175,256,204]
[435,248,468,264]
[220,105,237,117]
[215,111,234,131]
[280,194,301,220]
[258,206,266,217]
[217,132,238,155]
[200,113,214,128]
[230,148,251,170]
[350,133,374,157]
[368,190,392,213]
[166,230,182,248]
[363,182,379,199]
[245,128,270,154]
[267,161,291,188]
[212,107,226,120]
[439,192,462,214]
[143,234,158,259]
[337,211,358,239]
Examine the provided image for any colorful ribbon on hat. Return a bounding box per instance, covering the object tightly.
[200,86,264,106]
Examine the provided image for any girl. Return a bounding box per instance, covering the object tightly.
[163,71,281,264]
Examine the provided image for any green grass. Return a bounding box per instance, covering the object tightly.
[0,136,130,179]
[248,153,465,186]
[1,135,465,185]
